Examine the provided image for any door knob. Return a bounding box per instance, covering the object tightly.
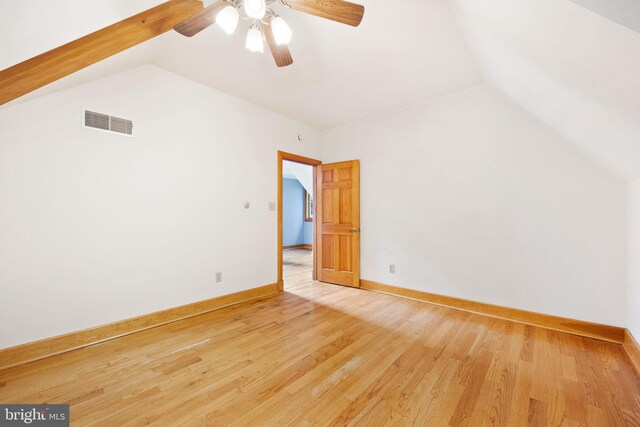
[350,227,361,232]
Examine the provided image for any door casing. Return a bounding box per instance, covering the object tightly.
[277,151,322,291]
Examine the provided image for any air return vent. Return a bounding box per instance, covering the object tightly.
[83,110,134,136]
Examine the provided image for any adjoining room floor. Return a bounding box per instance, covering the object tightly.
[1,258,639,425]
[283,248,313,289]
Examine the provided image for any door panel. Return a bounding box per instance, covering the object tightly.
[339,188,352,223]
[322,235,334,269]
[316,160,360,288]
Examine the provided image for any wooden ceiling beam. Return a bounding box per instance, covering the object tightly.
[0,0,203,106]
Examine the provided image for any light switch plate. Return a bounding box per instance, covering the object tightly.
[269,202,276,211]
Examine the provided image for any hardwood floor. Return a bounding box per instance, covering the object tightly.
[0,249,639,426]
[283,247,315,288]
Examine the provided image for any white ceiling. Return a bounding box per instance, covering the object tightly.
[0,0,482,129]
[451,0,640,180]
[1,0,639,178]
[283,160,313,194]
[568,0,640,34]
[282,169,297,180]
[152,0,483,128]
[0,0,165,107]
[0,0,162,69]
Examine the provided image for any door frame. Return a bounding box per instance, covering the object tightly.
[277,151,322,291]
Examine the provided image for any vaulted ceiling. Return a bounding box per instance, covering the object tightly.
[2,0,639,179]
[451,0,640,180]
[0,0,483,128]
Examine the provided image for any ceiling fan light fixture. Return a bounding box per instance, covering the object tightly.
[271,16,292,45]
[216,5,239,35]
[245,25,264,53]
[244,0,266,19]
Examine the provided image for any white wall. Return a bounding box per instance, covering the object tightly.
[0,66,631,348]
[629,179,640,338]
[0,65,320,349]
[321,85,627,326]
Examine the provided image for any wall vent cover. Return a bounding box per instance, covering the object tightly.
[83,110,134,136]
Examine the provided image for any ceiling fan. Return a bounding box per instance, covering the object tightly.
[0,0,364,106]
[173,0,365,67]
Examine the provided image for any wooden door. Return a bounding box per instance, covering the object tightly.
[316,160,360,288]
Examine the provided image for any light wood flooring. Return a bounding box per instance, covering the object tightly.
[0,248,639,426]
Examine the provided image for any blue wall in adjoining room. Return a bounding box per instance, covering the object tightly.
[303,221,313,245]
[283,178,312,246]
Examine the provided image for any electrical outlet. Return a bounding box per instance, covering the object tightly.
[215,272,222,283]
[389,264,395,274]
[269,202,276,211]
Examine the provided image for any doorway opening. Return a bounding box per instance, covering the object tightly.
[277,152,321,291]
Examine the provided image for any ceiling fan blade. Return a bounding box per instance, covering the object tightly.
[174,0,228,37]
[0,0,202,106]
[284,0,364,27]
[261,19,293,67]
